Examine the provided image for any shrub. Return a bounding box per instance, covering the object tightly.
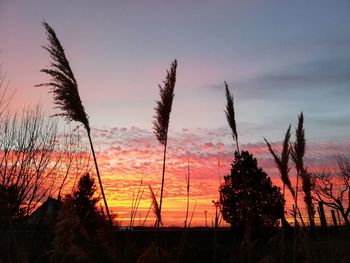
[219,151,284,229]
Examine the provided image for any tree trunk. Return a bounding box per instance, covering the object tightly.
[318,201,327,229]
[331,210,338,227]
[307,202,315,228]
[339,209,350,227]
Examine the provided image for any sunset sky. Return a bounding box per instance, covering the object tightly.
[1,0,350,226]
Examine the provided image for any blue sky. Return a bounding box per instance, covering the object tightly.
[1,0,350,143]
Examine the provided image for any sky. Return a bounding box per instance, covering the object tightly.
[1,0,350,226]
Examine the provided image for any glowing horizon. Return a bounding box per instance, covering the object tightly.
[1,0,350,227]
[59,126,349,227]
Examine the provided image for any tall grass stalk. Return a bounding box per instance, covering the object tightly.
[264,125,294,197]
[225,82,252,232]
[290,112,309,263]
[213,200,221,263]
[217,160,222,186]
[148,184,161,227]
[184,155,191,229]
[153,59,177,228]
[37,22,112,225]
[142,187,159,227]
[129,174,145,228]
[224,82,239,153]
[188,199,197,228]
[265,125,294,223]
[177,157,191,262]
[291,112,315,228]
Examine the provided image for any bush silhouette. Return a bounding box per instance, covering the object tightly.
[219,151,284,229]
[72,173,100,229]
[0,184,24,221]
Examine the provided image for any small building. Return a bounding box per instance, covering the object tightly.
[27,197,62,225]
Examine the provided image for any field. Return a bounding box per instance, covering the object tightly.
[1,225,349,262]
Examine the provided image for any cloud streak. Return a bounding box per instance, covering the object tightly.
[211,56,350,100]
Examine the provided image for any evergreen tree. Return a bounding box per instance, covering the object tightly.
[0,185,24,221]
[72,173,100,229]
[219,151,284,229]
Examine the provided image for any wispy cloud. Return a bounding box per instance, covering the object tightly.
[211,56,350,100]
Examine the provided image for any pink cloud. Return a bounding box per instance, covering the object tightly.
[81,126,350,226]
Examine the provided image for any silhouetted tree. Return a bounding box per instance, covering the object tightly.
[37,22,112,225]
[52,174,119,262]
[312,157,350,226]
[51,173,121,262]
[153,59,177,228]
[219,151,284,229]
[0,107,62,215]
[72,173,100,228]
[0,184,25,221]
[51,196,86,263]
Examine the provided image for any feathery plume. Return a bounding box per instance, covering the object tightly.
[291,112,315,228]
[37,21,112,226]
[291,112,306,173]
[153,59,177,228]
[153,59,177,145]
[224,82,239,153]
[264,125,294,197]
[36,22,89,131]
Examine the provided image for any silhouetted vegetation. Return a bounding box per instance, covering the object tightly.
[0,20,350,263]
[37,22,113,225]
[0,107,61,216]
[51,173,118,263]
[224,82,239,153]
[153,59,177,228]
[0,184,24,221]
[71,173,100,229]
[265,125,294,199]
[291,112,315,228]
[312,157,350,226]
[265,125,294,225]
[222,83,284,232]
[219,151,284,230]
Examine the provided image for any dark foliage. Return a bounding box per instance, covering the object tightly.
[71,173,100,228]
[0,184,25,221]
[51,174,120,262]
[219,151,284,229]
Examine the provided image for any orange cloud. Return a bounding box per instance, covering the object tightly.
[80,127,350,227]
